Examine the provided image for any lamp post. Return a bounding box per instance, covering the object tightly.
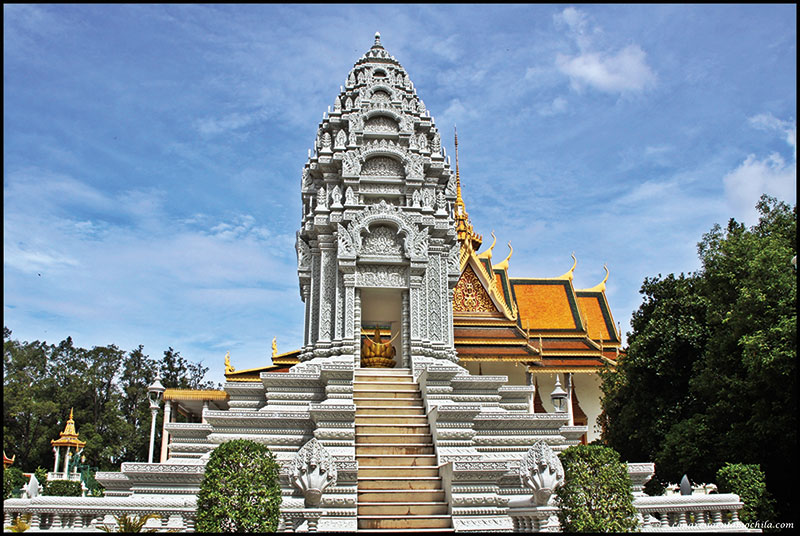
[550,374,568,413]
[147,372,165,463]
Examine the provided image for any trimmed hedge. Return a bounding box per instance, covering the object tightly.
[196,439,282,532]
[46,479,83,496]
[556,444,639,532]
[716,463,775,524]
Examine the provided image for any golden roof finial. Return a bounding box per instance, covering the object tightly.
[272,337,278,357]
[224,351,235,374]
[584,264,610,292]
[477,231,497,260]
[492,242,513,271]
[557,252,578,280]
[69,407,74,421]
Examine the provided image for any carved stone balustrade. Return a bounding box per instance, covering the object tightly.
[2,495,197,532]
[634,493,755,532]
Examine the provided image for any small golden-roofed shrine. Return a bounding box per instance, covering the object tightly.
[50,408,86,480]
[51,408,86,450]
[3,451,15,469]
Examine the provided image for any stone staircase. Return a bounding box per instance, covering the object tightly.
[354,368,452,532]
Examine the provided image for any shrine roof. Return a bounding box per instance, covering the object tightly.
[510,278,584,332]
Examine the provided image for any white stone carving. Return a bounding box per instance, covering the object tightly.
[345,186,357,205]
[357,266,408,288]
[290,439,338,508]
[316,186,328,209]
[342,150,362,175]
[334,129,346,150]
[519,440,565,506]
[331,185,342,208]
[362,225,403,256]
[337,224,356,257]
[296,234,311,270]
[362,156,403,176]
[405,153,424,179]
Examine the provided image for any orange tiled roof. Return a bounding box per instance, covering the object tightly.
[511,279,582,331]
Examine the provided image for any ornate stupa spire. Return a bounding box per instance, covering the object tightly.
[453,127,483,251]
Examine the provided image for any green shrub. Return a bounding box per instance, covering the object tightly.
[716,463,776,524]
[45,479,83,496]
[196,439,282,532]
[98,513,161,533]
[3,467,27,499]
[556,444,639,532]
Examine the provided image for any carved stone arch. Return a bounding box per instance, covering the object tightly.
[361,155,404,177]
[369,84,395,100]
[360,141,406,163]
[364,113,400,134]
[363,107,402,123]
[358,221,406,258]
[347,202,428,260]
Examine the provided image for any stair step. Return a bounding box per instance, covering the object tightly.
[356,434,432,444]
[358,466,441,478]
[354,397,422,407]
[357,489,446,503]
[355,374,413,383]
[356,444,434,456]
[353,390,421,399]
[356,431,432,445]
[356,415,428,425]
[356,406,425,416]
[358,477,443,490]
[358,516,452,530]
[356,424,431,434]
[358,502,449,516]
[357,455,437,467]
[354,382,418,391]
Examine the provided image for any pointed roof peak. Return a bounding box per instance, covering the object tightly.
[373,31,382,48]
[452,126,482,251]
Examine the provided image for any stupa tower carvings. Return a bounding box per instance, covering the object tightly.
[296,32,461,367]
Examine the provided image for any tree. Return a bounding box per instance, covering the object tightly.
[160,347,217,391]
[716,463,775,524]
[555,444,638,532]
[599,273,708,465]
[196,439,282,532]
[599,195,796,521]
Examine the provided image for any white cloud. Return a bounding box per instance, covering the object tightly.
[553,7,656,94]
[723,153,796,225]
[556,45,656,93]
[722,113,796,225]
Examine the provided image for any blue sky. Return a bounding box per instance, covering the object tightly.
[4,4,796,385]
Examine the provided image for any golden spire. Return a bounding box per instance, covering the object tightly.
[272,337,278,357]
[453,126,482,250]
[224,351,235,374]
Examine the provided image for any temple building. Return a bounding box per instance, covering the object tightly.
[4,33,751,534]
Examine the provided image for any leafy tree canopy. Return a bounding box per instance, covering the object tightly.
[600,195,796,521]
[3,328,218,472]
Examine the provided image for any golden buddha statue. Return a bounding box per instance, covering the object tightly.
[361,326,399,368]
